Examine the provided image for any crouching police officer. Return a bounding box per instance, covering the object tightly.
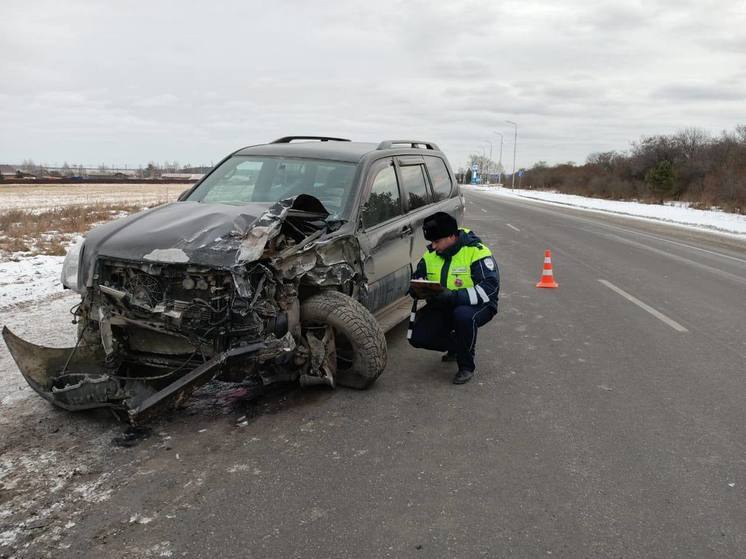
[408,212,499,384]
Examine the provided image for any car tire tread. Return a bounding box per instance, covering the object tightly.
[300,291,387,389]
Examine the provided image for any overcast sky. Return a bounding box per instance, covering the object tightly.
[1,0,744,171]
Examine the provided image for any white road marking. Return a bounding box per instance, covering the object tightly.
[607,234,745,285]
[480,208,487,213]
[598,279,688,332]
[506,224,520,232]
[624,231,746,264]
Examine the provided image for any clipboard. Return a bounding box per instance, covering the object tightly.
[409,279,443,298]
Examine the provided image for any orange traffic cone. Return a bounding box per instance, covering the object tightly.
[536,249,559,288]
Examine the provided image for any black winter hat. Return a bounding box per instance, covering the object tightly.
[423,212,458,241]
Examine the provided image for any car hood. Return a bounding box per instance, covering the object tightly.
[80,196,330,284]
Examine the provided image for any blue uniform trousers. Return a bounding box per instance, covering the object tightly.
[409,303,496,372]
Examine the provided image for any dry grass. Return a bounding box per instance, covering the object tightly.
[0,202,153,257]
[0,203,144,235]
[1,237,31,253]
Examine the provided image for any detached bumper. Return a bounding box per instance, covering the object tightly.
[2,326,267,424]
[2,326,110,411]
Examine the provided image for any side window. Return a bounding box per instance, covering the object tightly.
[400,165,431,210]
[361,165,403,228]
[424,157,453,201]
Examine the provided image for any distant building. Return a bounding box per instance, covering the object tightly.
[0,165,19,180]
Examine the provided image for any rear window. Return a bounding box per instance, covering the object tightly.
[425,157,453,201]
[399,165,431,210]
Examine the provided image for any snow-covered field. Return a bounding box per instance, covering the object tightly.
[0,182,183,211]
[0,182,185,304]
[468,185,746,237]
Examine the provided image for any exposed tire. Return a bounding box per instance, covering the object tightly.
[300,291,387,389]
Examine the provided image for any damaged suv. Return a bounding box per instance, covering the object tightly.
[3,136,464,423]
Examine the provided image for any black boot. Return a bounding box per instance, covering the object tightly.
[441,351,457,362]
[453,369,474,384]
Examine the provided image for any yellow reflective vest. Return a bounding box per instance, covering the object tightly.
[421,229,493,291]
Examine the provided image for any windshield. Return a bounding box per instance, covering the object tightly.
[186,155,356,218]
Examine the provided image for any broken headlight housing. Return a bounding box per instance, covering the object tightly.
[60,237,85,293]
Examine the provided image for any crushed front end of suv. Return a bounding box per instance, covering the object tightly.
[3,136,463,423]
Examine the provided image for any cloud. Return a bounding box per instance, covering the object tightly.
[0,0,744,169]
[132,94,182,108]
[654,83,746,102]
[575,3,649,32]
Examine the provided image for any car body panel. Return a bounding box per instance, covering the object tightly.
[80,201,270,275]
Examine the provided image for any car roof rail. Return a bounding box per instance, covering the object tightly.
[271,136,351,144]
[376,140,441,151]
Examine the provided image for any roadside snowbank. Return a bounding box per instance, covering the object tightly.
[467,185,746,237]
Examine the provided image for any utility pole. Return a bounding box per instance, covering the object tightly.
[480,147,486,183]
[504,120,518,189]
[493,131,504,184]
[485,140,492,185]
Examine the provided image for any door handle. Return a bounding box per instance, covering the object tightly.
[400,225,413,237]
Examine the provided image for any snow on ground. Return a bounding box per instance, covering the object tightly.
[0,182,182,211]
[0,252,74,404]
[467,185,746,237]
[0,292,79,405]
[0,255,66,307]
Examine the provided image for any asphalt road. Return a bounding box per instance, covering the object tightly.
[5,190,746,558]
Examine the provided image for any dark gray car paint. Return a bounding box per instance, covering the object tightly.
[80,201,270,274]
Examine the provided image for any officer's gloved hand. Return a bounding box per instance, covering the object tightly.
[428,288,455,306]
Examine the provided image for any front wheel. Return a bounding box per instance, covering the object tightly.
[300,291,387,389]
